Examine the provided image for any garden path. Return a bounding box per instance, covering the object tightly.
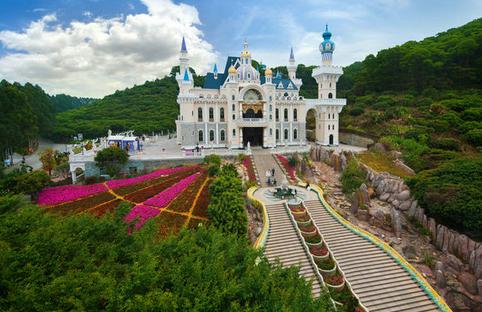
[251,150,286,187]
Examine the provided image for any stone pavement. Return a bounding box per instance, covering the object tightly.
[251,150,287,187]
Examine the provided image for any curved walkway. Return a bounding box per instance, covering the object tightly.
[304,199,441,312]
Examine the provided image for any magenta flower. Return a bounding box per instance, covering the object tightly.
[38,184,107,206]
[124,204,161,230]
[144,173,200,208]
[106,166,195,189]
[276,154,296,181]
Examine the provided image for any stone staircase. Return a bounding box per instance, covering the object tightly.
[303,199,440,311]
[251,151,286,187]
[263,202,323,297]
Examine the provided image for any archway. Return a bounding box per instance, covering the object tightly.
[329,134,334,145]
[306,108,317,142]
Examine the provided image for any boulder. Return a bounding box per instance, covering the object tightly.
[391,207,402,237]
[428,218,437,242]
[458,272,478,295]
[359,183,370,205]
[447,254,463,272]
[340,152,347,171]
[436,224,445,250]
[477,279,482,296]
[350,192,359,214]
[436,270,446,289]
[399,200,411,211]
[469,244,482,279]
[371,142,386,153]
[379,193,390,201]
[357,209,370,222]
[402,245,418,259]
[392,199,400,209]
[397,190,411,201]
[435,261,444,272]
[408,200,417,216]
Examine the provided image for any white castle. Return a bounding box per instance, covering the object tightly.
[175,25,346,149]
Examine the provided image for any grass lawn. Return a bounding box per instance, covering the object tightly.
[356,151,414,178]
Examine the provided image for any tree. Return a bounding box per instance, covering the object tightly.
[14,170,50,200]
[39,148,56,176]
[94,146,129,177]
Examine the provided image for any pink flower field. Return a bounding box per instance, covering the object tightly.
[38,184,107,206]
[124,205,161,230]
[144,172,200,208]
[106,166,195,189]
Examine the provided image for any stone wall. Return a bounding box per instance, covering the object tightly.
[339,131,375,148]
[364,164,482,279]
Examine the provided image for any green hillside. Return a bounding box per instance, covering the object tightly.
[50,94,95,113]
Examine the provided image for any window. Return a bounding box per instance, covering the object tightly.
[232,103,235,111]
[197,107,203,122]
[293,108,297,121]
[275,109,279,121]
[269,114,272,120]
[330,82,332,88]
[284,108,288,121]
[269,104,272,112]
[270,128,273,136]
[209,130,214,142]
[198,130,203,142]
[232,114,235,120]
[276,129,279,140]
[248,73,250,79]
[332,113,335,119]
[232,95,235,101]
[209,107,214,121]
[269,95,272,101]
[233,129,236,136]
[220,130,225,141]
[284,129,288,140]
[294,129,298,139]
[220,108,225,121]
[328,92,333,99]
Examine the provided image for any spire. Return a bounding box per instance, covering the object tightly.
[289,47,295,62]
[180,36,187,53]
[183,68,189,81]
[213,63,218,73]
[325,24,328,32]
[243,38,248,50]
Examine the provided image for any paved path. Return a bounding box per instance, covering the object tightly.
[304,199,440,312]
[251,150,286,187]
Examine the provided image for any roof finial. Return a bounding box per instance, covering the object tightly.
[213,63,218,73]
[289,47,295,62]
[180,36,187,53]
[325,24,328,32]
[183,68,189,81]
[243,38,248,50]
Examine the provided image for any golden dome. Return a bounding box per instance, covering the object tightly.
[265,67,272,76]
[228,65,237,74]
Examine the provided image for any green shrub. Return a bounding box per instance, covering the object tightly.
[341,159,365,194]
[207,164,220,177]
[465,129,482,146]
[349,106,364,116]
[429,137,460,151]
[204,154,221,167]
[406,157,482,234]
[94,146,129,177]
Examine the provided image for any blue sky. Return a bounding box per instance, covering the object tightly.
[0,0,480,97]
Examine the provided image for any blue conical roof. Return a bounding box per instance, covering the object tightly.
[183,68,189,81]
[289,47,295,61]
[213,63,218,73]
[180,36,187,53]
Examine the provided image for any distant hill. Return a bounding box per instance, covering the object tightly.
[50,94,96,113]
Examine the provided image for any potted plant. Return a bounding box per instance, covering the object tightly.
[294,212,311,224]
[315,257,336,276]
[329,287,359,310]
[303,232,322,244]
[325,270,345,291]
[289,204,306,214]
[309,243,329,259]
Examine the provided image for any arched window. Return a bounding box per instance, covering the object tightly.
[220,108,225,121]
[269,114,272,120]
[209,107,214,121]
[232,129,236,136]
[332,113,335,119]
[293,108,297,121]
[328,92,333,99]
[198,130,203,142]
[197,107,203,122]
[209,130,214,142]
[269,95,272,101]
[232,95,235,101]
[232,114,235,120]
[284,92,288,97]
[275,108,279,121]
[276,129,279,140]
[284,129,289,140]
[220,130,225,141]
[294,129,298,139]
[284,108,288,121]
[269,104,272,112]
[232,103,235,111]
[269,128,273,136]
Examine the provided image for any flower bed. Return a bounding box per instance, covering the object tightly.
[107,166,196,190]
[125,204,161,230]
[304,233,322,244]
[275,154,296,181]
[298,222,316,233]
[168,172,207,213]
[191,178,212,219]
[47,191,116,215]
[315,257,336,272]
[187,218,208,229]
[38,183,107,206]
[289,204,306,214]
[242,156,257,182]
[329,287,358,309]
[157,211,188,237]
[90,199,125,217]
[325,270,345,289]
[124,171,194,203]
[144,173,200,208]
[293,213,310,222]
[309,244,328,256]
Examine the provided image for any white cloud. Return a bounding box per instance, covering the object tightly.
[0,0,216,97]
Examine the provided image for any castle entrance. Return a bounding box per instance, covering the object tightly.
[243,127,263,147]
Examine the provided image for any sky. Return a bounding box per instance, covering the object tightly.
[0,0,480,97]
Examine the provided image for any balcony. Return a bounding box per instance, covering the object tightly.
[235,118,269,127]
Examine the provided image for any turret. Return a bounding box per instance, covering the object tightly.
[287,47,303,89]
[265,67,273,84]
[176,36,193,91]
[213,63,218,80]
[319,24,335,66]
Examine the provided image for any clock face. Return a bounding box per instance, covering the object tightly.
[244,89,262,101]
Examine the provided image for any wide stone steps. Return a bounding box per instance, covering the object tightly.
[263,203,322,297]
[303,199,439,311]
